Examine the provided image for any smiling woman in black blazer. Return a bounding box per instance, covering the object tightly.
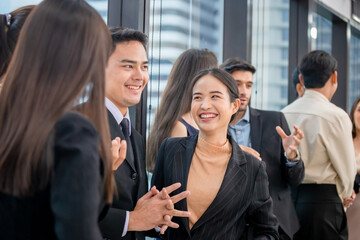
[0,0,117,239]
[152,68,279,240]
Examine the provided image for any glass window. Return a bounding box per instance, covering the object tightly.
[1,1,108,24]
[146,0,224,136]
[349,30,360,112]
[86,0,108,24]
[310,12,332,54]
[0,0,42,13]
[251,0,290,111]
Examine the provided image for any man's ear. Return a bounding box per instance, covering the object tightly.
[299,74,305,87]
[330,71,338,85]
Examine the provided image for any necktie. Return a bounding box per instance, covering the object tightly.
[120,118,135,166]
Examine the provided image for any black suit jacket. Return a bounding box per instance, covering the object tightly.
[249,107,304,238]
[0,112,106,240]
[100,111,148,240]
[152,134,279,240]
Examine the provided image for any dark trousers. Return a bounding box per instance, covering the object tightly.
[292,184,348,240]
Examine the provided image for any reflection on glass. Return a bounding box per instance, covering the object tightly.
[86,0,108,24]
[146,0,224,136]
[310,12,332,54]
[349,31,360,111]
[0,1,108,23]
[251,0,290,111]
[0,0,42,13]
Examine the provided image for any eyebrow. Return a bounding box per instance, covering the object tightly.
[236,80,253,83]
[120,59,149,64]
[192,91,224,95]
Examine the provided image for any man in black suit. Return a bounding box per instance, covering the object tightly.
[221,58,305,240]
[99,27,189,240]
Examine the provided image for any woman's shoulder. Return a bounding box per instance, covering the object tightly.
[54,112,98,145]
[55,112,96,134]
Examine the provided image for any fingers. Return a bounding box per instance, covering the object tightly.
[164,182,181,195]
[293,125,304,140]
[160,224,169,235]
[169,209,191,218]
[171,190,190,204]
[276,126,287,139]
[140,186,159,201]
[150,185,160,196]
[118,140,127,161]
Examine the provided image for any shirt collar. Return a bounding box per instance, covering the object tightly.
[303,89,330,103]
[105,97,132,135]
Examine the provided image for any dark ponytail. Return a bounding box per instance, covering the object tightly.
[0,5,34,78]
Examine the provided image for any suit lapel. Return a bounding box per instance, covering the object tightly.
[190,136,248,233]
[107,110,136,172]
[172,135,198,237]
[130,128,148,199]
[250,107,262,153]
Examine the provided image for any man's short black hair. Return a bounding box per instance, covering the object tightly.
[220,57,256,74]
[299,50,337,89]
[109,27,148,51]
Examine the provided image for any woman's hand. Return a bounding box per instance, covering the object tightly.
[111,137,127,171]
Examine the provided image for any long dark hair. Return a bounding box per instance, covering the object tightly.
[0,5,34,78]
[350,97,360,139]
[0,0,114,203]
[147,48,218,171]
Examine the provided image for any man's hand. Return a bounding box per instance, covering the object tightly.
[150,183,191,234]
[111,137,127,171]
[128,183,190,232]
[343,190,356,208]
[276,125,304,160]
[240,145,261,160]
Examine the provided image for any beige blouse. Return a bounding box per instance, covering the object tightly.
[186,135,232,229]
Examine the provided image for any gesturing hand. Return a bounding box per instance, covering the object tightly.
[111,137,127,171]
[276,125,304,160]
[128,183,190,232]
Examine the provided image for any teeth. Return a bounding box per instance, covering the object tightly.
[127,85,140,90]
[201,114,216,118]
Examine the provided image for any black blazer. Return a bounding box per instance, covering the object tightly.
[249,107,304,238]
[100,111,148,240]
[152,134,279,240]
[0,112,106,240]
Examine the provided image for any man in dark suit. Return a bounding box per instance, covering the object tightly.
[221,58,305,240]
[99,27,190,240]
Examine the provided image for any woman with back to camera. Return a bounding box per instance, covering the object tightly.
[147,48,218,171]
[0,0,121,239]
[0,5,34,86]
[346,97,360,240]
[151,68,300,239]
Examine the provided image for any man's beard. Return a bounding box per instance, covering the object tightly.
[237,104,247,113]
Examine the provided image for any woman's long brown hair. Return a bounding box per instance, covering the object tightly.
[147,48,217,172]
[0,0,114,203]
[350,97,360,139]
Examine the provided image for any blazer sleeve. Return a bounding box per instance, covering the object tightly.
[247,161,279,240]
[51,113,103,240]
[280,112,305,187]
[99,208,127,239]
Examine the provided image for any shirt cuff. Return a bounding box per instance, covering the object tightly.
[284,149,301,166]
[286,160,300,167]
[122,211,129,237]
